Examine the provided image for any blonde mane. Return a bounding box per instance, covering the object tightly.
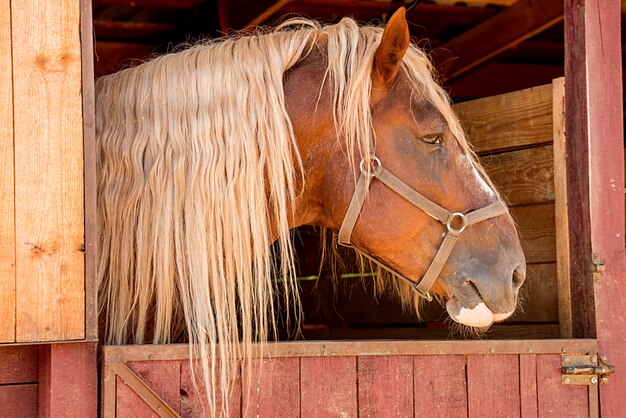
[96,16,482,415]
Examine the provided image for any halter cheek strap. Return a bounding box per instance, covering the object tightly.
[337,156,508,301]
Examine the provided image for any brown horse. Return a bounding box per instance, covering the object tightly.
[96,7,525,414]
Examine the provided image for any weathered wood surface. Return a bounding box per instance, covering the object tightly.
[0,0,15,343]
[300,356,357,417]
[38,343,97,418]
[552,77,573,338]
[481,145,554,206]
[565,1,626,416]
[467,354,521,417]
[358,356,412,417]
[453,83,553,154]
[511,203,556,264]
[11,0,85,342]
[0,384,38,418]
[0,345,38,384]
[242,358,299,418]
[432,0,563,81]
[413,355,467,417]
[104,349,597,417]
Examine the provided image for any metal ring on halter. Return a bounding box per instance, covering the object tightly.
[359,156,382,177]
[446,212,467,234]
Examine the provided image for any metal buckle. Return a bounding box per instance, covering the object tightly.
[446,212,467,235]
[359,156,382,177]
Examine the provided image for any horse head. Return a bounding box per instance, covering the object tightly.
[286,8,526,328]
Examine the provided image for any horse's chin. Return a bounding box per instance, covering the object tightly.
[445,297,514,328]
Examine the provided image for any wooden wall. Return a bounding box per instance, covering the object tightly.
[0,0,89,343]
[102,340,598,417]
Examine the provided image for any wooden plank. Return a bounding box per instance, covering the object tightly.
[551,77,572,338]
[467,354,520,418]
[481,145,554,206]
[102,339,598,362]
[179,360,241,418]
[358,356,412,418]
[242,357,299,417]
[126,361,181,415]
[81,0,98,341]
[116,375,159,418]
[510,203,556,264]
[300,356,357,417]
[0,346,38,384]
[509,262,558,323]
[0,0,15,343]
[38,343,97,418]
[12,0,85,342]
[453,83,553,154]
[432,0,563,81]
[413,355,466,417]
[519,354,538,418]
[565,0,626,415]
[536,354,588,417]
[0,384,38,418]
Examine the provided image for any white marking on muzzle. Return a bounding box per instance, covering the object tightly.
[447,301,494,328]
[492,311,515,322]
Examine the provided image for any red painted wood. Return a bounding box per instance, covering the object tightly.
[0,383,38,418]
[519,354,538,418]
[126,360,181,414]
[536,354,588,417]
[565,0,625,415]
[242,357,300,417]
[0,345,38,384]
[300,356,357,418]
[467,354,520,418]
[357,355,412,418]
[116,375,157,418]
[179,360,241,418]
[413,355,466,417]
[38,342,97,418]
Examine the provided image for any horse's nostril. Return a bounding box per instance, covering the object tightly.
[512,265,526,291]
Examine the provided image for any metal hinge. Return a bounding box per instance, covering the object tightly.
[562,355,615,385]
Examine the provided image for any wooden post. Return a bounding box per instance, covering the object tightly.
[564,0,625,414]
[38,342,98,418]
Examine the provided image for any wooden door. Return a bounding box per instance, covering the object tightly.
[0,0,96,343]
[102,340,600,417]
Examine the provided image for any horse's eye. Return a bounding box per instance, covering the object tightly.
[420,134,442,145]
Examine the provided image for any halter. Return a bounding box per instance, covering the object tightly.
[338,156,508,301]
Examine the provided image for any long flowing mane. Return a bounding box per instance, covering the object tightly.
[96,16,482,415]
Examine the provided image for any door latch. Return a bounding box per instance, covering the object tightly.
[562,355,615,385]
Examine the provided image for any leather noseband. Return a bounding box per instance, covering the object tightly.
[338,156,508,301]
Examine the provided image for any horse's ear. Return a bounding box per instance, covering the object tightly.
[373,7,410,87]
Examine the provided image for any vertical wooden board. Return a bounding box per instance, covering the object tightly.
[127,360,181,414]
[357,356,412,418]
[551,77,573,338]
[467,354,520,418]
[180,360,241,418]
[38,343,97,418]
[519,354,538,418]
[12,0,85,341]
[116,376,159,418]
[300,356,357,418]
[536,354,588,417]
[0,0,15,343]
[242,357,299,417]
[0,384,38,418]
[413,355,467,418]
[0,346,38,384]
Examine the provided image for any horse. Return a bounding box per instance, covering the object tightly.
[95,7,526,415]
